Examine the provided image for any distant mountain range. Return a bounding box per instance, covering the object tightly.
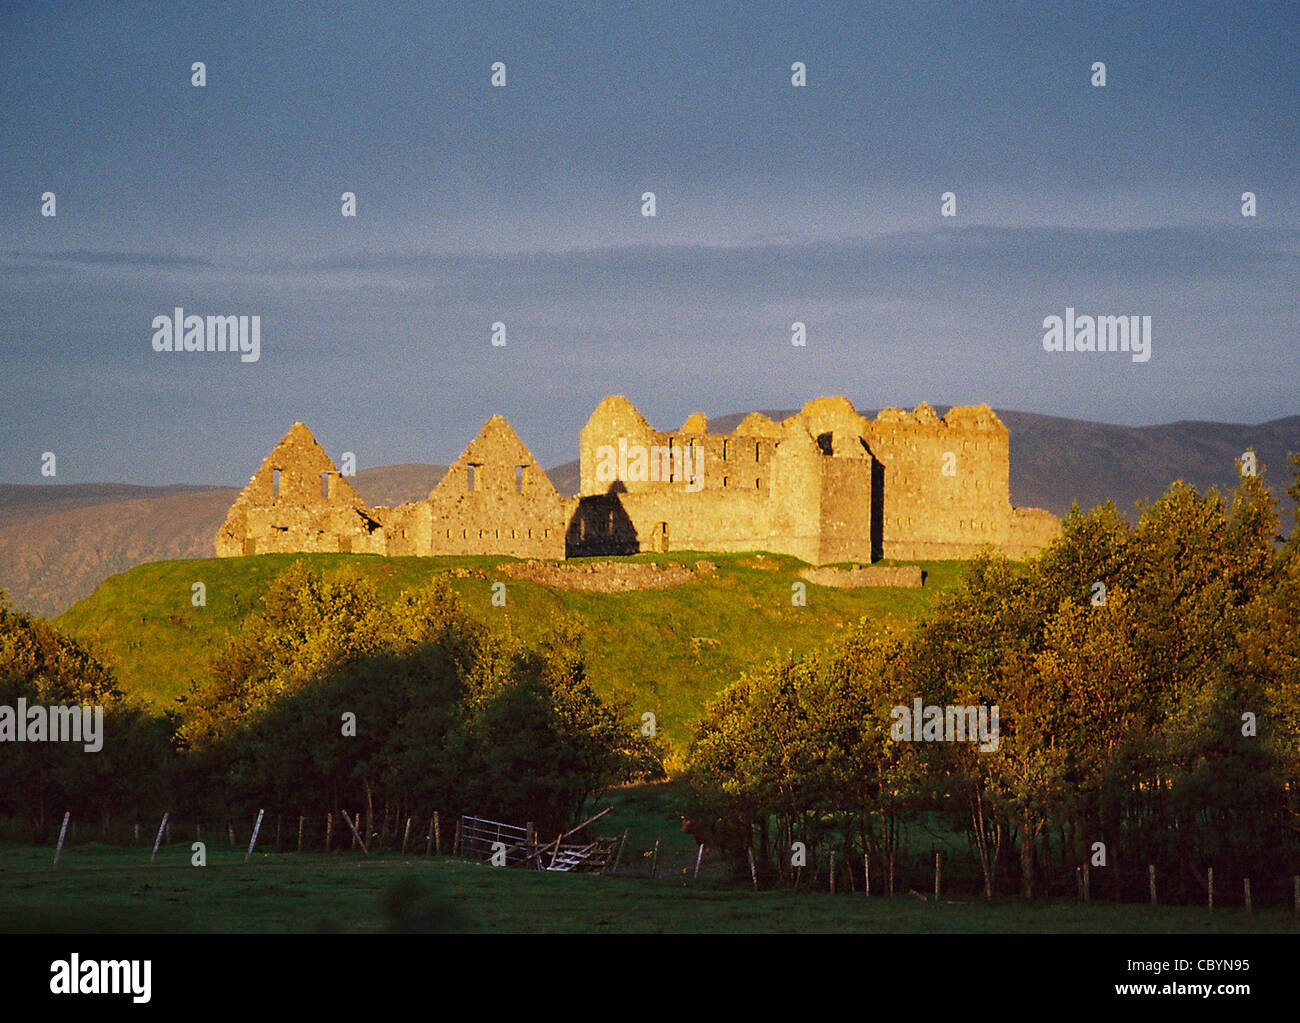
[2,410,1296,618]
[0,465,443,619]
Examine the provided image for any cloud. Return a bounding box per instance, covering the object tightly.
[2,224,1296,483]
[16,222,1278,297]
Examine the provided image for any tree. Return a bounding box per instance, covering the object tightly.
[0,593,171,837]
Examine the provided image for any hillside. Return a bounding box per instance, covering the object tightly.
[55,552,966,745]
[0,465,444,618]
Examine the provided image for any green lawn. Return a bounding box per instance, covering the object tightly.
[3,842,1293,934]
[56,551,968,743]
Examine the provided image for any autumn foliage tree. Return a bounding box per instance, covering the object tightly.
[686,454,1300,903]
[0,594,170,838]
[176,565,657,837]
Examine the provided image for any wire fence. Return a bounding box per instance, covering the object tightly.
[13,810,1300,913]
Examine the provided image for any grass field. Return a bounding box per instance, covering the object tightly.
[56,551,968,742]
[4,783,1295,934]
[5,843,1295,934]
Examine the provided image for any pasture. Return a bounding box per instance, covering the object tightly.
[4,844,1295,934]
[2,783,1295,934]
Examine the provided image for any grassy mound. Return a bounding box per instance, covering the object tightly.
[57,551,967,742]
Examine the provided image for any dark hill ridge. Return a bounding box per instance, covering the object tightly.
[994,411,1300,520]
[3,410,1297,618]
[0,482,219,529]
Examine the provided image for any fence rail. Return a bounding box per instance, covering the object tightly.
[457,815,535,866]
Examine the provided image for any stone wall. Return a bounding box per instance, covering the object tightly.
[572,395,1057,564]
[217,417,566,560]
[420,415,565,559]
[777,397,875,564]
[501,558,714,592]
[574,395,792,557]
[864,402,1017,560]
[1005,506,1064,559]
[214,422,384,557]
[800,564,924,588]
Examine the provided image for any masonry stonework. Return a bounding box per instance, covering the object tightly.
[572,395,1058,562]
[215,396,1059,564]
[214,422,384,557]
[382,415,566,559]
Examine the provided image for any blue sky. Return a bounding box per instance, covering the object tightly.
[1,0,1296,483]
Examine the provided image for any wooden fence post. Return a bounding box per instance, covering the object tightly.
[53,811,71,868]
[297,816,304,853]
[150,813,169,865]
[611,830,629,875]
[341,809,370,856]
[244,809,265,864]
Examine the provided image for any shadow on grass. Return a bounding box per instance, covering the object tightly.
[382,875,470,933]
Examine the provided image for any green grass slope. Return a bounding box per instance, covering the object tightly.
[56,552,967,743]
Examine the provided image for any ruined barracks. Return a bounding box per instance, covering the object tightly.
[215,396,1060,564]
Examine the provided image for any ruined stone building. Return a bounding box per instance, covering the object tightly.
[215,396,1059,564]
[379,415,566,560]
[216,416,565,560]
[214,422,385,557]
[570,396,1059,562]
